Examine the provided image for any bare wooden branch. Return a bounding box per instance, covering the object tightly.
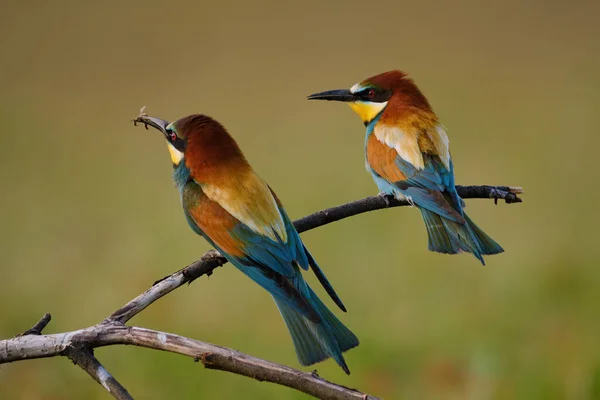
[0,186,522,399]
[64,345,133,400]
[107,250,226,324]
[1,322,377,400]
[140,186,524,297]
[293,185,522,233]
[17,313,51,336]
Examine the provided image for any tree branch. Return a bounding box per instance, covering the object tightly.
[0,186,522,399]
[293,185,522,233]
[64,345,133,400]
[17,313,51,336]
[2,322,377,399]
[141,185,524,294]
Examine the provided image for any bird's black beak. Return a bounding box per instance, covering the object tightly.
[307,89,357,102]
[133,114,172,139]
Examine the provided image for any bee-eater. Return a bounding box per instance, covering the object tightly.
[307,70,503,264]
[137,113,358,373]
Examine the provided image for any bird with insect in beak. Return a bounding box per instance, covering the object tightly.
[133,111,358,373]
[307,71,503,265]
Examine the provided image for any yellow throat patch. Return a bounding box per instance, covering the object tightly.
[167,142,184,165]
[348,101,388,124]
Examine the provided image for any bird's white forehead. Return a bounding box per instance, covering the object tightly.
[350,83,365,94]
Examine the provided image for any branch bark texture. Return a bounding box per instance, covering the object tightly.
[3,322,376,400]
[0,186,522,399]
[64,346,133,400]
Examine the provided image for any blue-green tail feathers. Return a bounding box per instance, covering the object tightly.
[304,247,347,312]
[274,287,359,374]
[463,213,504,256]
[420,208,503,265]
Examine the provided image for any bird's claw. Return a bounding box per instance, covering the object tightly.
[488,187,521,204]
[378,192,392,207]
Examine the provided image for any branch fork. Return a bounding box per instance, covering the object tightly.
[1,185,522,399]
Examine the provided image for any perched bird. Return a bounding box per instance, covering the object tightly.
[307,71,503,264]
[135,112,358,373]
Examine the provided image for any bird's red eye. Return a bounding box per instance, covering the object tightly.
[170,132,177,141]
[368,89,375,98]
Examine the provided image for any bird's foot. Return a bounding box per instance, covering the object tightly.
[378,192,393,207]
[394,192,415,206]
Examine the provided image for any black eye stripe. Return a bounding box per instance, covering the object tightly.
[166,129,186,152]
[358,87,393,103]
[171,137,186,152]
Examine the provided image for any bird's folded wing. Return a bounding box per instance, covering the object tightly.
[367,132,464,222]
[183,177,300,277]
[181,180,319,320]
[199,171,288,242]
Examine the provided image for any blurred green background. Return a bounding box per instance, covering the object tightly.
[1,0,599,398]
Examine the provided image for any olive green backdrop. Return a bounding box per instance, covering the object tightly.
[1,0,599,399]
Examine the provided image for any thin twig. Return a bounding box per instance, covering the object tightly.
[17,313,51,336]
[108,250,226,324]
[64,345,133,400]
